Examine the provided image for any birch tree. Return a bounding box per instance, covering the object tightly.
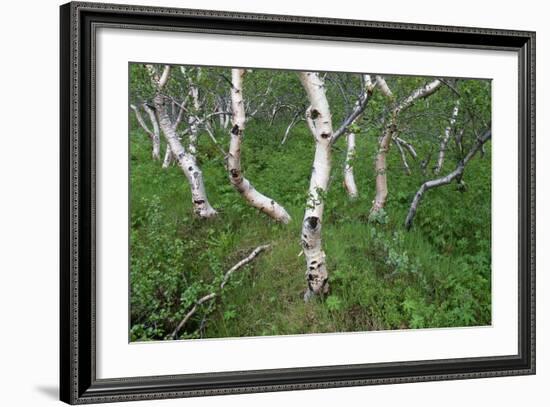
[130,103,161,160]
[343,75,375,199]
[371,78,442,216]
[299,72,374,300]
[299,72,333,300]
[148,64,217,218]
[227,69,291,223]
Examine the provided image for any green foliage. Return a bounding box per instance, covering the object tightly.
[129,65,492,341]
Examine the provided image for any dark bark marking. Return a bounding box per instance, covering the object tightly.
[306,216,319,230]
[310,109,320,120]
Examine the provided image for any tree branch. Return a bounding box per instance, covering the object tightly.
[170,244,271,339]
[330,74,375,144]
[404,129,491,230]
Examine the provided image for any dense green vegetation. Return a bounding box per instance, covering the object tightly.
[129,66,491,341]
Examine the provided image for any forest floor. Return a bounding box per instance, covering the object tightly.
[129,119,491,341]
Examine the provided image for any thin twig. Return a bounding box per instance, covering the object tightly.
[170,244,271,339]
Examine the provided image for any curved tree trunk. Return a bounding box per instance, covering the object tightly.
[147,64,217,219]
[371,79,442,215]
[227,69,291,223]
[299,72,334,300]
[154,94,217,218]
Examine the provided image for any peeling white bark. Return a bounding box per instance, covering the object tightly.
[228,69,291,223]
[299,72,334,300]
[434,100,460,174]
[405,129,491,230]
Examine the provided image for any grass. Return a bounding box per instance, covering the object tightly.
[129,116,491,341]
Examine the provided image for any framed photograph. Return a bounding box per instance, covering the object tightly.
[60,1,535,404]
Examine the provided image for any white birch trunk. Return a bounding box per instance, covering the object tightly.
[187,109,199,156]
[162,143,173,169]
[375,75,393,99]
[434,100,460,174]
[154,94,217,218]
[343,130,358,198]
[340,75,375,199]
[299,72,334,300]
[227,69,291,223]
[147,65,216,218]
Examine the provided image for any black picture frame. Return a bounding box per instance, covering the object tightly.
[60,1,536,404]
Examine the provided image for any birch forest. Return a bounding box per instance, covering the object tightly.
[129,64,492,341]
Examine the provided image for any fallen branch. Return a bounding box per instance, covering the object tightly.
[170,244,271,339]
[221,244,271,288]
